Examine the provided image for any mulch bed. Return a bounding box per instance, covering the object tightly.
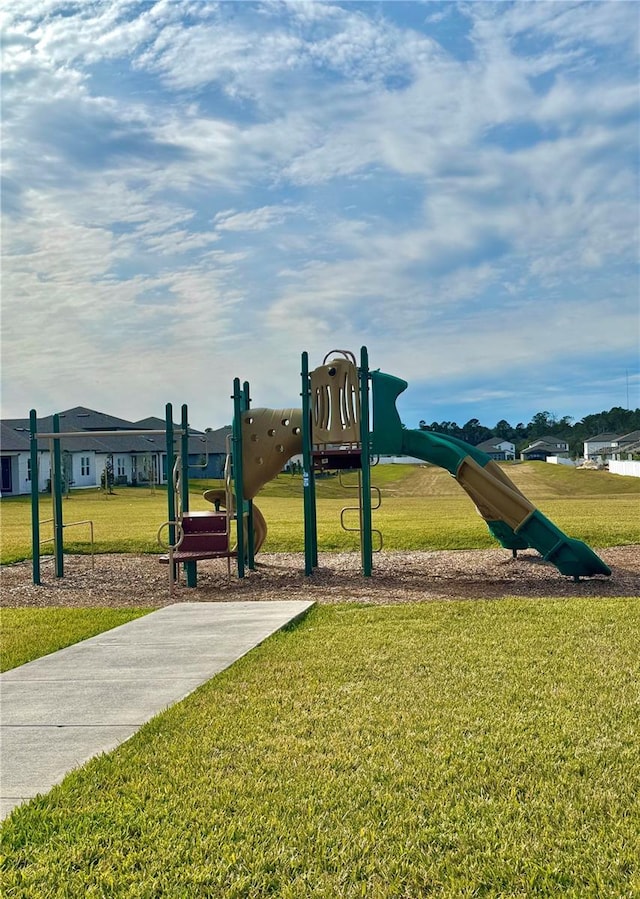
[1,547,638,608]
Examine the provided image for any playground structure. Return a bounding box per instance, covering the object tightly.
[28,404,200,585]
[28,347,612,587]
[164,346,611,585]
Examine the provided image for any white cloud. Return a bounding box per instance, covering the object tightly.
[1,1,637,430]
[214,205,299,233]
[490,0,639,54]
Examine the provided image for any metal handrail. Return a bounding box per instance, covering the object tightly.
[157,519,185,596]
[188,436,210,470]
[157,519,185,551]
[39,517,95,569]
[224,432,234,533]
[172,456,182,520]
[322,349,357,365]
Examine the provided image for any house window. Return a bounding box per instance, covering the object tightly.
[117,458,125,476]
[27,458,31,481]
[81,456,90,476]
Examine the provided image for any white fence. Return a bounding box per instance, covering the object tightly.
[546,456,576,467]
[609,460,640,478]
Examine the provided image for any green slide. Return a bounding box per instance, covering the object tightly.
[371,371,611,580]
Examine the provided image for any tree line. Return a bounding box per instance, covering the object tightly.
[417,406,640,458]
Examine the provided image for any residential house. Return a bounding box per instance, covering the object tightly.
[474,438,516,461]
[520,436,570,461]
[134,417,231,480]
[0,407,231,496]
[583,433,621,461]
[1,421,35,496]
[592,430,640,462]
[1,413,165,496]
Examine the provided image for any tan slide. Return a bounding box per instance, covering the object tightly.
[202,488,268,553]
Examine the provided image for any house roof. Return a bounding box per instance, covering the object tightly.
[521,438,569,455]
[615,430,640,445]
[1,419,122,453]
[55,406,141,431]
[0,421,31,452]
[5,423,165,454]
[583,432,620,444]
[475,438,514,452]
[132,416,202,433]
[1,412,231,456]
[132,421,230,455]
[591,431,640,456]
[92,433,165,454]
[535,435,569,445]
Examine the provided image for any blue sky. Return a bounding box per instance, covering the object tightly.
[2,0,638,433]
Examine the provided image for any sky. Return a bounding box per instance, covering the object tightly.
[1,0,639,433]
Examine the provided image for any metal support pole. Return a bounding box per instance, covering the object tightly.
[359,346,373,577]
[301,352,318,574]
[310,442,318,567]
[165,404,177,583]
[30,409,41,585]
[232,378,245,578]
[181,403,197,588]
[180,405,190,515]
[243,381,256,570]
[52,414,64,578]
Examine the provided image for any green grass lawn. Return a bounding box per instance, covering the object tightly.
[0,487,172,563]
[3,599,639,897]
[0,608,153,672]
[1,465,638,563]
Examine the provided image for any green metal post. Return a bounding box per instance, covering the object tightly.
[232,378,245,578]
[301,352,317,574]
[310,413,318,567]
[310,478,318,567]
[180,405,190,514]
[52,414,64,578]
[359,346,373,577]
[165,404,177,582]
[30,409,41,585]
[181,403,197,588]
[243,381,256,570]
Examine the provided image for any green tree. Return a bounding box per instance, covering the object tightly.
[527,411,556,438]
[494,419,514,441]
[462,418,492,445]
[101,456,115,495]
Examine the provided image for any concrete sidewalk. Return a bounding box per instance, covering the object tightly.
[0,601,314,819]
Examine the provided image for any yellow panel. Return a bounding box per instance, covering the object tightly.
[240,408,303,499]
[310,358,360,445]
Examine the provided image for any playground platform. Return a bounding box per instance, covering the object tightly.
[0,601,314,819]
